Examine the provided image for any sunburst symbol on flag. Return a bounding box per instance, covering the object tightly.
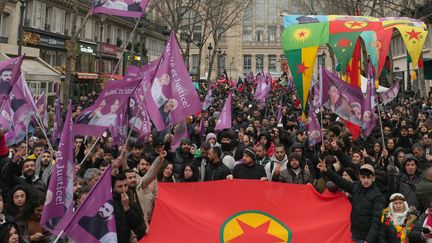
[220,210,292,243]
[293,28,311,41]
[344,21,368,29]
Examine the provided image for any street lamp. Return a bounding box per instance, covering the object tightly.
[207,43,212,70]
[17,0,27,56]
[99,14,106,85]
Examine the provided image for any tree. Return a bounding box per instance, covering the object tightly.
[63,0,90,104]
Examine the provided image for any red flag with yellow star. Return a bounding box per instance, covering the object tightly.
[376,28,393,77]
[141,180,352,243]
[395,25,428,68]
[329,16,382,34]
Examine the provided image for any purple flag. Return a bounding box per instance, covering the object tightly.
[35,92,48,128]
[307,91,322,148]
[7,75,37,145]
[41,101,75,235]
[362,70,376,137]
[111,105,128,145]
[199,115,206,137]
[380,79,400,105]
[63,165,117,243]
[245,71,254,84]
[321,69,364,127]
[0,101,14,142]
[202,88,213,110]
[215,92,232,131]
[276,104,282,124]
[0,56,24,106]
[92,0,149,18]
[145,32,201,131]
[74,79,140,137]
[171,120,188,152]
[51,92,63,143]
[129,96,152,139]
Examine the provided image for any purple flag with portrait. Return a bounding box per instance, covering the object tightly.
[92,0,149,18]
[215,92,232,131]
[0,100,14,142]
[307,89,322,148]
[145,32,201,131]
[362,70,376,137]
[202,88,213,110]
[74,79,140,137]
[171,120,188,152]
[7,75,37,145]
[380,79,400,105]
[245,71,254,84]
[41,101,75,235]
[0,56,24,107]
[51,91,63,143]
[129,96,152,139]
[63,165,117,243]
[321,69,364,127]
[35,92,48,128]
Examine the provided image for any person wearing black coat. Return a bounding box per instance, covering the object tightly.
[112,173,145,242]
[318,162,385,243]
[204,146,231,181]
[409,200,432,243]
[232,148,266,180]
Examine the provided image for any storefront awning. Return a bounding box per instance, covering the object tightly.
[0,53,61,81]
[77,72,99,79]
[102,74,123,80]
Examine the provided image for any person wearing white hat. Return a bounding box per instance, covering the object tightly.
[380,193,417,243]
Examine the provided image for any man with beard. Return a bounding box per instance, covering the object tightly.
[78,200,117,242]
[279,153,311,184]
[134,152,166,233]
[169,138,194,179]
[204,146,231,181]
[35,150,54,185]
[127,143,143,169]
[3,157,46,191]
[219,130,236,170]
[265,144,288,181]
[230,148,266,180]
[191,142,211,181]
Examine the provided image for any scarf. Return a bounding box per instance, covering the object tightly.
[388,201,409,226]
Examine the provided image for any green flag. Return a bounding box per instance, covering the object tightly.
[282,22,329,51]
[329,32,361,73]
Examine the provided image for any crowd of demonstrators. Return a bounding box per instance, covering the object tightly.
[0,77,432,243]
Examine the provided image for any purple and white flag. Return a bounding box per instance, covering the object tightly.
[74,79,140,137]
[63,165,117,243]
[321,69,364,127]
[0,56,24,105]
[51,91,63,143]
[129,96,152,139]
[145,32,201,131]
[202,88,213,111]
[307,90,322,148]
[245,71,254,84]
[7,75,37,145]
[0,101,14,142]
[380,79,400,105]
[199,115,206,137]
[92,0,149,18]
[171,120,188,152]
[35,92,48,128]
[362,69,376,137]
[41,101,75,235]
[215,92,232,131]
[276,104,282,124]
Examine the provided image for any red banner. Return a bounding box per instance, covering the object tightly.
[330,20,382,34]
[141,180,352,243]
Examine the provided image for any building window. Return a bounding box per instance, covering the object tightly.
[0,13,9,43]
[268,26,277,42]
[243,54,252,72]
[191,54,199,74]
[243,2,252,24]
[268,55,277,71]
[193,26,202,42]
[268,2,277,24]
[243,26,252,42]
[256,26,264,42]
[255,0,265,24]
[256,54,264,71]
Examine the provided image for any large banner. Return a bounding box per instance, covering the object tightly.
[142,180,351,243]
[321,68,370,127]
[74,80,140,137]
[92,0,149,18]
[144,32,201,131]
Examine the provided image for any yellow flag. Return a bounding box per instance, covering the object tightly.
[396,25,428,68]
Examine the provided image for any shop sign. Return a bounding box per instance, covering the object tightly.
[79,43,96,55]
[101,44,117,55]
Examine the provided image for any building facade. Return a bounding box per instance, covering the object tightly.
[0,0,167,102]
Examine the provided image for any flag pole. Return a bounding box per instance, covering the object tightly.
[32,113,54,151]
[53,230,64,243]
[78,137,101,166]
[376,97,385,149]
[109,18,141,81]
[319,65,324,144]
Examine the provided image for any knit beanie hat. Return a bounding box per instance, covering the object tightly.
[206,133,217,142]
[243,148,256,161]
